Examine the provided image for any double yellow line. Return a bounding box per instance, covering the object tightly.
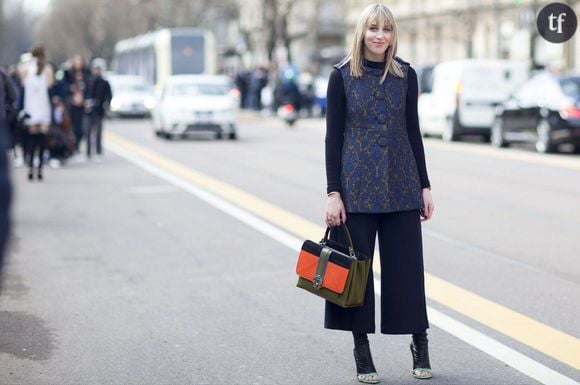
[106,131,580,371]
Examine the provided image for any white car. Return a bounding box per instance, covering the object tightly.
[107,74,155,118]
[152,75,239,140]
[418,59,528,142]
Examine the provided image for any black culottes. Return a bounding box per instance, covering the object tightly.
[324,210,429,334]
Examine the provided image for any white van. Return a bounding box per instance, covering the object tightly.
[418,59,529,141]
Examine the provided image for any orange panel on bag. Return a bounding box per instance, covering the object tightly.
[296,249,349,293]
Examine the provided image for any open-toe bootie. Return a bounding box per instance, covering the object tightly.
[354,344,379,384]
[410,334,432,380]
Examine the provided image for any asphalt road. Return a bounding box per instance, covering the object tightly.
[0,112,578,385]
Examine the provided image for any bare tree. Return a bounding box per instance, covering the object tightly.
[0,1,36,64]
[277,0,306,63]
[34,0,239,65]
[240,0,318,64]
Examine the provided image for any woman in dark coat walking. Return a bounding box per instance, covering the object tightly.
[324,4,434,383]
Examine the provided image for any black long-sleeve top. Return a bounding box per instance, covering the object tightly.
[325,60,431,194]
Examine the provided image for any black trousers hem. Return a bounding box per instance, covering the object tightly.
[324,324,430,335]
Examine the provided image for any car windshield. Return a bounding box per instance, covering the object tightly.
[463,66,515,93]
[559,78,580,97]
[171,83,230,96]
[113,83,152,93]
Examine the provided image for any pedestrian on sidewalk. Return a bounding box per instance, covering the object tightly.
[64,54,90,158]
[20,45,54,181]
[84,58,111,161]
[323,4,435,384]
[0,67,13,279]
[48,96,74,166]
[5,64,27,166]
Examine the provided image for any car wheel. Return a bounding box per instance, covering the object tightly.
[491,117,509,148]
[535,118,556,153]
[229,131,237,140]
[216,132,223,139]
[442,114,460,142]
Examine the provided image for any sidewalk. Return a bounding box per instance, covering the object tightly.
[0,142,323,385]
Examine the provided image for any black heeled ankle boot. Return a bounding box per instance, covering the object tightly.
[353,333,379,384]
[37,168,43,181]
[411,332,432,379]
[28,168,34,181]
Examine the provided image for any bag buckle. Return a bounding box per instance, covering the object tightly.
[313,275,323,289]
[312,247,332,291]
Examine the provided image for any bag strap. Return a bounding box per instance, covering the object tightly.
[321,224,356,258]
[312,247,332,290]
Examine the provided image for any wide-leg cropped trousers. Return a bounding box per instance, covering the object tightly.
[324,209,429,334]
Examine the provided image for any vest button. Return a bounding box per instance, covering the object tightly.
[373,90,384,100]
[378,136,388,147]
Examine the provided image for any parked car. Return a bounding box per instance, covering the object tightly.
[414,64,435,95]
[106,74,155,118]
[418,59,528,142]
[491,72,580,153]
[152,75,239,140]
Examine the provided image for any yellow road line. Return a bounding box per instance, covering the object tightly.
[426,139,580,171]
[426,274,580,369]
[106,131,580,370]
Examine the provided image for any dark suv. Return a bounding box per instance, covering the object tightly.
[491,72,580,153]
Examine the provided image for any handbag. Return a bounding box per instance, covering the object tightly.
[296,224,371,308]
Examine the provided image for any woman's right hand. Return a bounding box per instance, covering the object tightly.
[325,192,346,227]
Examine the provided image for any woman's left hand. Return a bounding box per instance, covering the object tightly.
[420,188,434,222]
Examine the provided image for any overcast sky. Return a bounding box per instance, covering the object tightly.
[5,0,50,15]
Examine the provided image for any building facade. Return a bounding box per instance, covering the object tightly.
[233,0,579,73]
[346,0,580,70]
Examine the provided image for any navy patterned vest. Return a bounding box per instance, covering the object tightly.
[336,57,423,213]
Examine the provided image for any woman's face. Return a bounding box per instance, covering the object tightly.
[363,19,392,61]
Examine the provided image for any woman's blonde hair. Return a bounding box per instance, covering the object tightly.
[339,3,404,83]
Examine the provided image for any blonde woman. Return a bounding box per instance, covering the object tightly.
[20,45,54,180]
[324,4,434,383]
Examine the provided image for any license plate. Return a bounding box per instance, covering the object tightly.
[196,111,212,119]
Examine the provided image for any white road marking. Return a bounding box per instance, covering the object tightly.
[374,279,579,385]
[108,142,580,385]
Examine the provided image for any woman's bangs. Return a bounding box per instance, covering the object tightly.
[366,8,391,28]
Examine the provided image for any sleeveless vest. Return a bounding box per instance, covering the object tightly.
[336,58,423,213]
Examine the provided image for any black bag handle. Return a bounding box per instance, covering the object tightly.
[321,224,356,258]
